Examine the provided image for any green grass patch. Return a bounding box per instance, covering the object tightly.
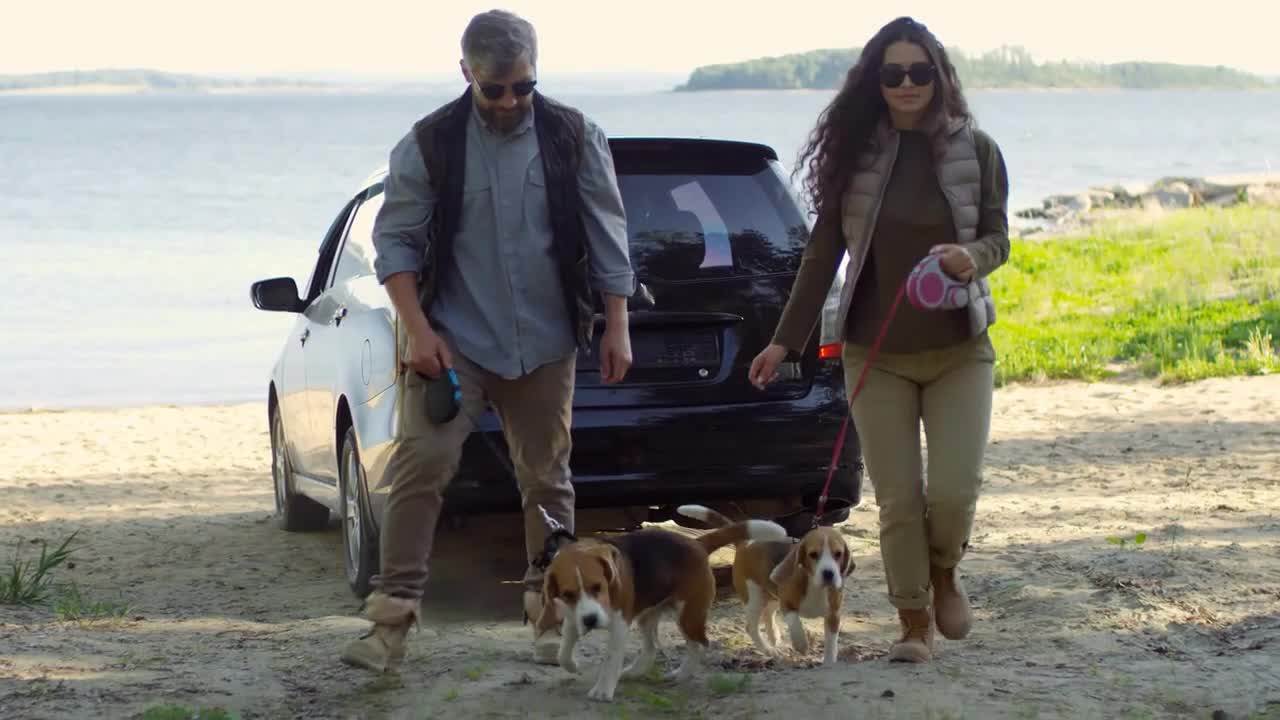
[54,583,131,623]
[707,672,752,696]
[992,205,1280,385]
[616,685,698,717]
[1,532,78,605]
[138,706,239,720]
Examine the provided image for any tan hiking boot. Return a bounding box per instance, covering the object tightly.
[931,564,972,640]
[524,590,562,665]
[888,607,934,663]
[340,592,420,673]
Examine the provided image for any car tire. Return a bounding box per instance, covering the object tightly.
[339,424,379,599]
[271,405,330,532]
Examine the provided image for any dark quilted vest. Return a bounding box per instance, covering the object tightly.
[410,86,595,349]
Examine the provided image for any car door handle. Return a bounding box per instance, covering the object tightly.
[333,306,348,326]
[300,328,310,346]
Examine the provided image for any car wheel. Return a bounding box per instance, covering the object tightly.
[270,405,329,532]
[339,424,379,598]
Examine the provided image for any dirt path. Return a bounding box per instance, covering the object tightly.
[2,376,1279,719]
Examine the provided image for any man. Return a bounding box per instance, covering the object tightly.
[339,9,635,673]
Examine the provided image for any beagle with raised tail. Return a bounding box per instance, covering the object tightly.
[534,518,787,702]
[676,505,855,666]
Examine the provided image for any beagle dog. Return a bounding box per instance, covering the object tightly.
[534,518,787,702]
[676,505,855,666]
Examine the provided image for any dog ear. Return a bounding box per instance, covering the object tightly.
[769,542,802,587]
[535,572,562,633]
[545,570,559,601]
[839,539,856,578]
[596,545,623,608]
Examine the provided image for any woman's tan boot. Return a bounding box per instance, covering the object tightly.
[339,592,421,673]
[888,606,935,663]
[931,564,972,640]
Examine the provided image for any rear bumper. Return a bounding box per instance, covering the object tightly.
[442,363,862,513]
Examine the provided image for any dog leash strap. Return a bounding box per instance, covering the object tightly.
[812,277,908,528]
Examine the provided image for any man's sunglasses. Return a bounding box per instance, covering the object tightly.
[478,79,537,100]
[879,62,935,88]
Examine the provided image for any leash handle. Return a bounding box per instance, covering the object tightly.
[420,367,521,481]
[811,277,908,528]
[445,368,462,405]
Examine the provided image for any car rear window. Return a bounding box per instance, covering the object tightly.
[613,144,810,282]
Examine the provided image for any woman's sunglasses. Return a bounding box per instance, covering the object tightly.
[479,79,537,100]
[880,62,935,88]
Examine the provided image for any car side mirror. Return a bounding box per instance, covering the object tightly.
[251,277,306,313]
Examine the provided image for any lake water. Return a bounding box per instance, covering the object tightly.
[3,88,1278,410]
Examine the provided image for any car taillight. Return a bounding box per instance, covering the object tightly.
[817,257,848,363]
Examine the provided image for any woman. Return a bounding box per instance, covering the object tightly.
[749,16,1011,663]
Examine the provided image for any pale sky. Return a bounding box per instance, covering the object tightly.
[4,0,1279,78]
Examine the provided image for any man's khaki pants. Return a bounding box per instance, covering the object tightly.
[842,332,995,610]
[371,340,576,600]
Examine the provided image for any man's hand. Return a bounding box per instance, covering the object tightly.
[384,271,453,378]
[929,244,977,283]
[404,325,453,379]
[600,325,631,384]
[599,294,631,384]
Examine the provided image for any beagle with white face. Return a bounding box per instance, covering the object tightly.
[535,519,787,702]
[677,505,855,666]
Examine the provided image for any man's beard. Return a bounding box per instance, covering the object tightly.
[477,103,526,134]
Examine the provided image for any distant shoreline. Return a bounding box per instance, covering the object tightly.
[0,84,347,97]
[674,84,1280,94]
[666,85,1280,94]
[677,45,1277,93]
[4,84,1279,98]
[0,68,691,97]
[5,63,1278,97]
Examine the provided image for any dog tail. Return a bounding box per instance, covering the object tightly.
[675,504,734,528]
[677,504,747,551]
[695,519,787,554]
[678,504,784,552]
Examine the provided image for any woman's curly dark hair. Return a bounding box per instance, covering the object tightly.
[795,16,972,217]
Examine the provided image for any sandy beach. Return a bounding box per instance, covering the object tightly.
[2,374,1278,719]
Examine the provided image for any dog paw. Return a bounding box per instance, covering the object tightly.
[587,683,616,702]
[754,643,783,658]
[561,657,580,674]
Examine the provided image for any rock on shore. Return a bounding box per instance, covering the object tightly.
[1015,172,1280,236]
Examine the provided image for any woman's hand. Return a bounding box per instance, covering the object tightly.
[748,343,790,390]
[929,244,976,283]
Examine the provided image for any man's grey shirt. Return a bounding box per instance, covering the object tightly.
[371,100,635,379]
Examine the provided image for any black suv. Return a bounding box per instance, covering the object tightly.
[253,136,863,597]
